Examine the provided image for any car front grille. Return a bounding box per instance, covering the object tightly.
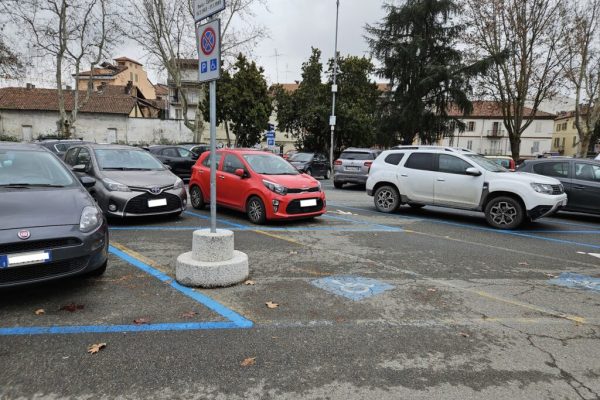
[552,184,564,195]
[0,238,82,255]
[124,192,182,215]
[287,187,320,194]
[0,256,89,285]
[286,198,324,215]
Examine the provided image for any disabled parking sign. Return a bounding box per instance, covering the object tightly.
[311,275,394,301]
[196,19,221,82]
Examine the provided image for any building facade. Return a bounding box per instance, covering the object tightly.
[551,111,584,157]
[436,101,555,157]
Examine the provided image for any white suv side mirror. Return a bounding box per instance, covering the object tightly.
[465,167,482,176]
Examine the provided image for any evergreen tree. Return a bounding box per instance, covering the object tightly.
[204,54,272,147]
[365,0,498,145]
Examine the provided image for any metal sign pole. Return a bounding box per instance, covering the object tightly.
[209,78,217,233]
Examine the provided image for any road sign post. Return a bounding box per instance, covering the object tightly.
[196,18,221,233]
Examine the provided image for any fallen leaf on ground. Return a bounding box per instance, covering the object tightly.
[164,279,173,284]
[181,311,198,319]
[427,288,437,292]
[289,251,298,255]
[34,309,45,315]
[87,343,106,354]
[59,303,84,312]
[265,301,279,309]
[459,332,470,338]
[544,273,558,278]
[519,262,529,266]
[133,318,150,325]
[240,357,256,367]
[244,280,256,285]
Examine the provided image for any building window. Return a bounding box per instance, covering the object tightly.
[573,136,577,147]
[130,72,133,82]
[556,124,561,132]
[135,74,138,82]
[467,122,475,132]
[532,141,540,154]
[535,121,542,133]
[562,122,567,130]
[175,109,182,120]
[554,137,560,148]
[561,137,566,147]
[467,140,473,150]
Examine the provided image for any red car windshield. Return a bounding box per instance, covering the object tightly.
[243,154,299,175]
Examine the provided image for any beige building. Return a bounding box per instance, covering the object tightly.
[551,111,582,156]
[75,57,157,100]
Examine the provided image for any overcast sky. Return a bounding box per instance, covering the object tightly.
[115,0,390,86]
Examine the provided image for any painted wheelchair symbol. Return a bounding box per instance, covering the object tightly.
[311,276,394,301]
[329,279,375,294]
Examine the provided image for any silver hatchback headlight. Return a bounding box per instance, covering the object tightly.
[80,206,102,233]
[173,177,184,189]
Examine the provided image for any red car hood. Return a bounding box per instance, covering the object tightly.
[260,173,319,189]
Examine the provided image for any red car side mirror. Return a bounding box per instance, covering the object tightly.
[234,168,246,178]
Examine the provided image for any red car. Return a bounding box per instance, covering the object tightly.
[189,149,326,224]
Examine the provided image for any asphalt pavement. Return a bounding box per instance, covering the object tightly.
[1,181,600,399]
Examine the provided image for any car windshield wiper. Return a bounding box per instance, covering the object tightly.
[102,167,154,171]
[0,183,66,188]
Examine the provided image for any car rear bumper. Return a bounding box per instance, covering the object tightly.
[333,173,368,185]
[0,222,108,288]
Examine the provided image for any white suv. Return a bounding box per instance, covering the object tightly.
[366,146,568,229]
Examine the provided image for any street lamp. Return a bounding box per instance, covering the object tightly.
[330,0,340,171]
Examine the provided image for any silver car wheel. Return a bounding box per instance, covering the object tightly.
[248,199,262,222]
[376,188,396,211]
[489,201,517,226]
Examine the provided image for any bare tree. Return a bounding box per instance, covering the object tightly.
[560,0,600,157]
[6,0,116,137]
[0,27,22,78]
[123,0,268,143]
[465,0,567,160]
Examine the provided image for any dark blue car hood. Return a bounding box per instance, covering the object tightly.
[0,187,93,230]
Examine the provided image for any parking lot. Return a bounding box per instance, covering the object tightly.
[1,181,600,399]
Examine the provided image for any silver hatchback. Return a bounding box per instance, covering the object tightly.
[333,148,381,189]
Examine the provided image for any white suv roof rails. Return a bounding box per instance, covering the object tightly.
[391,145,474,154]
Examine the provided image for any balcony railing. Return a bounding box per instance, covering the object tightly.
[486,129,504,138]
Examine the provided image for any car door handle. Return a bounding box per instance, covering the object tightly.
[573,186,585,190]
[400,174,408,177]
[219,175,225,179]
[436,178,445,182]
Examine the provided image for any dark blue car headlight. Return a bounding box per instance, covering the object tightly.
[80,206,102,233]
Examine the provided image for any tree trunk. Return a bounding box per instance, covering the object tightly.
[225,121,231,147]
[509,136,521,161]
[579,134,592,158]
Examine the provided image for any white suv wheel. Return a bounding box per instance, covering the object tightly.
[485,197,524,230]
[374,186,399,213]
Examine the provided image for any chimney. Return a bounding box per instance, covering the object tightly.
[66,85,72,91]
[26,83,34,89]
[125,80,133,94]
[97,82,107,92]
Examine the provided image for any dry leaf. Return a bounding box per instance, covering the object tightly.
[133,318,150,325]
[289,251,298,255]
[34,309,45,315]
[244,280,256,285]
[181,311,198,319]
[459,332,470,338]
[427,288,437,292]
[544,273,558,278]
[519,262,529,266]
[240,357,256,367]
[265,301,279,309]
[59,303,84,312]
[87,343,106,355]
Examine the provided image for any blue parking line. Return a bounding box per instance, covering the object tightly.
[0,246,253,336]
[329,202,600,250]
[109,226,402,233]
[519,230,600,234]
[323,213,403,232]
[184,210,247,228]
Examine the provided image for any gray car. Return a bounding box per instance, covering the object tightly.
[63,144,187,218]
[333,148,381,189]
[0,142,108,287]
[517,158,600,215]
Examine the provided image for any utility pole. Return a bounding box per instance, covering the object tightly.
[329,0,340,170]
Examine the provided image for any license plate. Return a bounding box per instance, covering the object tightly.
[345,166,361,171]
[0,251,51,269]
[148,198,167,208]
[300,199,317,207]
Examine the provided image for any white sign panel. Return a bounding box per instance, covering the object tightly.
[196,19,221,83]
[194,0,225,22]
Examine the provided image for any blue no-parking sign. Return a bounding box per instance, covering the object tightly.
[196,19,221,82]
